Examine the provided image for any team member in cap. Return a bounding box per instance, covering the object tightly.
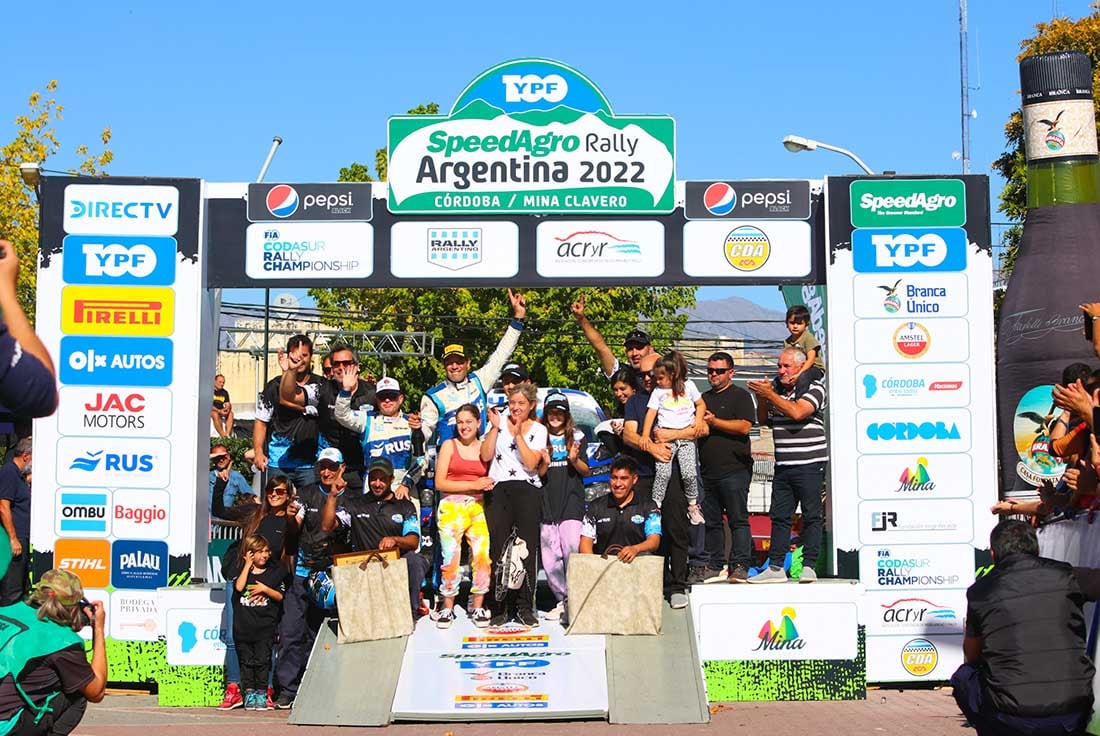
[539,391,588,623]
[420,289,527,448]
[334,372,424,496]
[579,456,661,559]
[0,568,107,735]
[274,447,351,710]
[321,458,429,621]
[571,294,656,379]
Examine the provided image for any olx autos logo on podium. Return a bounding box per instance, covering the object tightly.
[850,179,966,228]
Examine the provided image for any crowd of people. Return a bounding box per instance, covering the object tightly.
[206,289,833,711]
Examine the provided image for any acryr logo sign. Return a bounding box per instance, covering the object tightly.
[535,220,664,278]
[63,184,179,236]
[850,179,966,228]
[57,387,172,438]
[55,539,111,588]
[62,236,177,286]
[60,336,172,387]
[852,228,968,273]
[61,287,174,337]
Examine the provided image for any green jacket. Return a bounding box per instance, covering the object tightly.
[0,602,83,734]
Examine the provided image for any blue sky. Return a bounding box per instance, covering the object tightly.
[5,0,1089,312]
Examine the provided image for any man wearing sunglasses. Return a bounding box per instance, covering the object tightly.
[308,344,376,491]
[333,374,424,497]
[209,445,255,519]
[691,352,756,584]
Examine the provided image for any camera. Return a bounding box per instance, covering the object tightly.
[77,599,93,629]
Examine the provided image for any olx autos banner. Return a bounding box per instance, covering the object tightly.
[387,58,675,214]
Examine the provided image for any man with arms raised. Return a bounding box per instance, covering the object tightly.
[255,335,323,489]
[571,295,656,379]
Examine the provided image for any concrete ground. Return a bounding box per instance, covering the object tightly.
[76,688,971,735]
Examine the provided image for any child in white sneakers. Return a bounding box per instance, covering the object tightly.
[641,351,706,524]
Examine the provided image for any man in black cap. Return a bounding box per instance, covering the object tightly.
[570,295,656,379]
[321,458,429,620]
[501,361,531,393]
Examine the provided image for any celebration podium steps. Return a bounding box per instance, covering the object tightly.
[289,603,708,726]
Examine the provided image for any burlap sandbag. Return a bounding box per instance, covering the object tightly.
[332,555,412,643]
[566,551,663,635]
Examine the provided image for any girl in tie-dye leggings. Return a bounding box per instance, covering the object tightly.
[432,404,494,629]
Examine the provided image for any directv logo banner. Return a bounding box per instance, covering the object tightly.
[62,235,177,286]
[246,183,373,222]
[60,336,173,387]
[852,228,968,273]
[63,184,179,236]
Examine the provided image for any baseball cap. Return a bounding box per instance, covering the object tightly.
[375,376,401,396]
[501,362,529,381]
[624,329,651,347]
[544,390,570,414]
[36,569,85,607]
[317,447,344,465]
[442,344,467,360]
[367,457,395,476]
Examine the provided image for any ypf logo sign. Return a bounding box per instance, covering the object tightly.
[502,74,568,103]
[62,236,177,286]
[852,228,968,273]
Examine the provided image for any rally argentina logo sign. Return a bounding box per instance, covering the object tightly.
[387,58,676,214]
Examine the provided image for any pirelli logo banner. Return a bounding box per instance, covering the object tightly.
[61,286,175,336]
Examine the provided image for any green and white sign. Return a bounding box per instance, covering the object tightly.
[387,59,675,214]
[850,179,966,228]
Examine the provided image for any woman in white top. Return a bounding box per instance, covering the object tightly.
[480,382,548,627]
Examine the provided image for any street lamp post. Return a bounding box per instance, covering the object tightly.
[782,135,876,175]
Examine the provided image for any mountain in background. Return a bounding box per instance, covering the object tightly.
[681,294,788,344]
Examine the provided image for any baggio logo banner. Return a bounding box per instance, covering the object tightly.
[63,184,179,236]
[112,489,170,540]
[852,228,968,273]
[58,387,172,438]
[56,437,171,489]
[62,235,177,286]
[246,183,372,222]
[60,336,172,387]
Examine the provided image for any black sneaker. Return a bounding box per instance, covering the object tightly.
[490,611,509,627]
[516,608,539,628]
[274,693,295,710]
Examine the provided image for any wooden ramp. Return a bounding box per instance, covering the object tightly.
[606,603,710,724]
[288,619,408,727]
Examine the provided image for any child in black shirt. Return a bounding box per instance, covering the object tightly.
[232,535,288,711]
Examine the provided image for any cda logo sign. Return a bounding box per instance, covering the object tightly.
[850,179,966,228]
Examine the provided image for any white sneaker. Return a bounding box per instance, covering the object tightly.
[436,608,455,629]
[543,601,565,621]
[686,503,705,525]
[471,607,492,628]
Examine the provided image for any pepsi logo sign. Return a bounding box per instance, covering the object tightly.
[266,184,299,218]
[703,183,736,216]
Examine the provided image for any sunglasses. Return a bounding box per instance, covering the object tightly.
[332,359,357,368]
[267,487,288,496]
[377,393,401,402]
[706,368,732,374]
[318,462,340,471]
[322,366,333,374]
[212,455,229,462]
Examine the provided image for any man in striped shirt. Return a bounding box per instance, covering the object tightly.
[746,348,827,584]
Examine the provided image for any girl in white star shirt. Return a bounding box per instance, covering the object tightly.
[481,383,548,627]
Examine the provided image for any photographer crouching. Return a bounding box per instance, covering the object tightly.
[0,569,106,735]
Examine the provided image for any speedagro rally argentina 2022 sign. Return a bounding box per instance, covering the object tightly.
[388,58,675,214]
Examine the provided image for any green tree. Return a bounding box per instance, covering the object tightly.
[0,81,113,323]
[309,286,695,409]
[320,101,694,407]
[992,10,1100,308]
